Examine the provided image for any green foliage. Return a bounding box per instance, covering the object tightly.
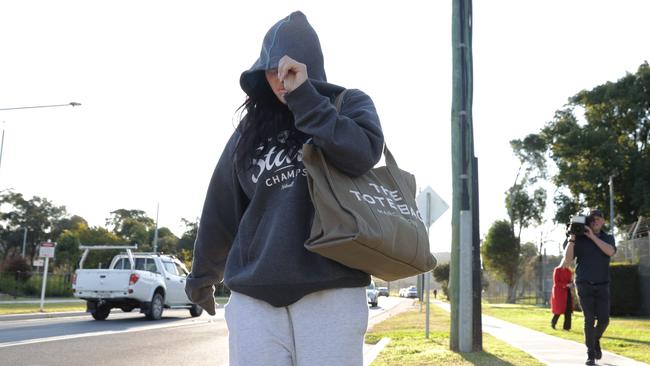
[58,226,125,269]
[510,134,548,183]
[432,262,450,299]
[154,229,179,254]
[507,134,548,238]
[0,250,32,280]
[177,248,193,269]
[518,242,540,289]
[106,209,155,246]
[482,220,520,303]
[610,263,641,316]
[0,272,73,298]
[178,217,198,252]
[0,191,193,274]
[505,182,546,238]
[523,62,650,225]
[0,190,68,259]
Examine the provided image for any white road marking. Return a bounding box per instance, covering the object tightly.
[0,318,217,348]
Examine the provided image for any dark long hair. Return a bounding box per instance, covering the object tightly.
[234,73,307,170]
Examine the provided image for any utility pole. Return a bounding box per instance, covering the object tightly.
[22,228,28,257]
[451,0,480,352]
[609,175,615,235]
[152,203,160,253]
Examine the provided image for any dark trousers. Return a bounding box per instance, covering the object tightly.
[552,287,572,330]
[577,283,610,357]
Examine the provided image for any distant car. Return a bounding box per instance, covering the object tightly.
[377,287,389,297]
[400,286,418,298]
[405,286,418,298]
[366,281,379,307]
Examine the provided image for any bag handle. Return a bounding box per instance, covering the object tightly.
[334,91,415,202]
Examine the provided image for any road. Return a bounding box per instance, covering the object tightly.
[0,295,408,366]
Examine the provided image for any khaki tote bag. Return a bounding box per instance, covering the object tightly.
[302,91,437,281]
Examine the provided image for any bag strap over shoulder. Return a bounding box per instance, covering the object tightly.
[335,89,399,167]
[334,90,413,197]
[334,89,348,112]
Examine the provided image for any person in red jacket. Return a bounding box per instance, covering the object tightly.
[551,265,574,330]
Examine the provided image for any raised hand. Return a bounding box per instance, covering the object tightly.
[277,55,308,93]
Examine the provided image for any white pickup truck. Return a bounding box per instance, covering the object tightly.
[72,245,203,321]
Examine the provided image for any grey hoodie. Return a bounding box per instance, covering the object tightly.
[185,11,384,310]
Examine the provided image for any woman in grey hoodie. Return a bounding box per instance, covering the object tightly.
[186,11,384,366]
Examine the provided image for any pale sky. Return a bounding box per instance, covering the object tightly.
[1,1,648,255]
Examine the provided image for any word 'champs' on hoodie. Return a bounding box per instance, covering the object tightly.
[185,11,384,310]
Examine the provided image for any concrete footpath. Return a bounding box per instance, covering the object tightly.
[434,301,648,366]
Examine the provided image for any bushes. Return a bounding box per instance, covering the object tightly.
[0,254,32,281]
[433,263,450,299]
[609,263,641,316]
[0,272,74,298]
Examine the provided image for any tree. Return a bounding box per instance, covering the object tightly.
[0,191,68,259]
[433,262,450,299]
[51,215,88,241]
[151,227,179,254]
[505,181,546,239]
[57,226,125,270]
[520,62,650,226]
[481,220,520,303]
[106,209,155,247]
[178,218,198,252]
[0,247,32,280]
[506,135,547,239]
[517,242,540,297]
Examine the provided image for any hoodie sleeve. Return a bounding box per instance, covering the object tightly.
[185,131,247,315]
[285,81,384,177]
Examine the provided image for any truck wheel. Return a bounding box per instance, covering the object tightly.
[145,292,164,320]
[92,305,111,321]
[189,304,203,317]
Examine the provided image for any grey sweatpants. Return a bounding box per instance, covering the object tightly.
[224,287,369,366]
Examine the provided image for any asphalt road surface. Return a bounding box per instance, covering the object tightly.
[0,295,407,366]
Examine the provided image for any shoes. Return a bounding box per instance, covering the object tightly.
[551,320,557,330]
[585,357,595,365]
[595,340,602,360]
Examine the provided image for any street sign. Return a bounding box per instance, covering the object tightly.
[38,242,56,312]
[33,258,44,267]
[39,242,56,258]
[416,186,449,228]
[415,186,449,339]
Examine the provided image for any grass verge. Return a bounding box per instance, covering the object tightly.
[365,303,544,365]
[482,303,650,364]
[0,296,231,315]
[0,302,86,315]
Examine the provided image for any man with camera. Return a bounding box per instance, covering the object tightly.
[560,209,616,365]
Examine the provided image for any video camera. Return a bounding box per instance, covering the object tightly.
[566,214,592,236]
